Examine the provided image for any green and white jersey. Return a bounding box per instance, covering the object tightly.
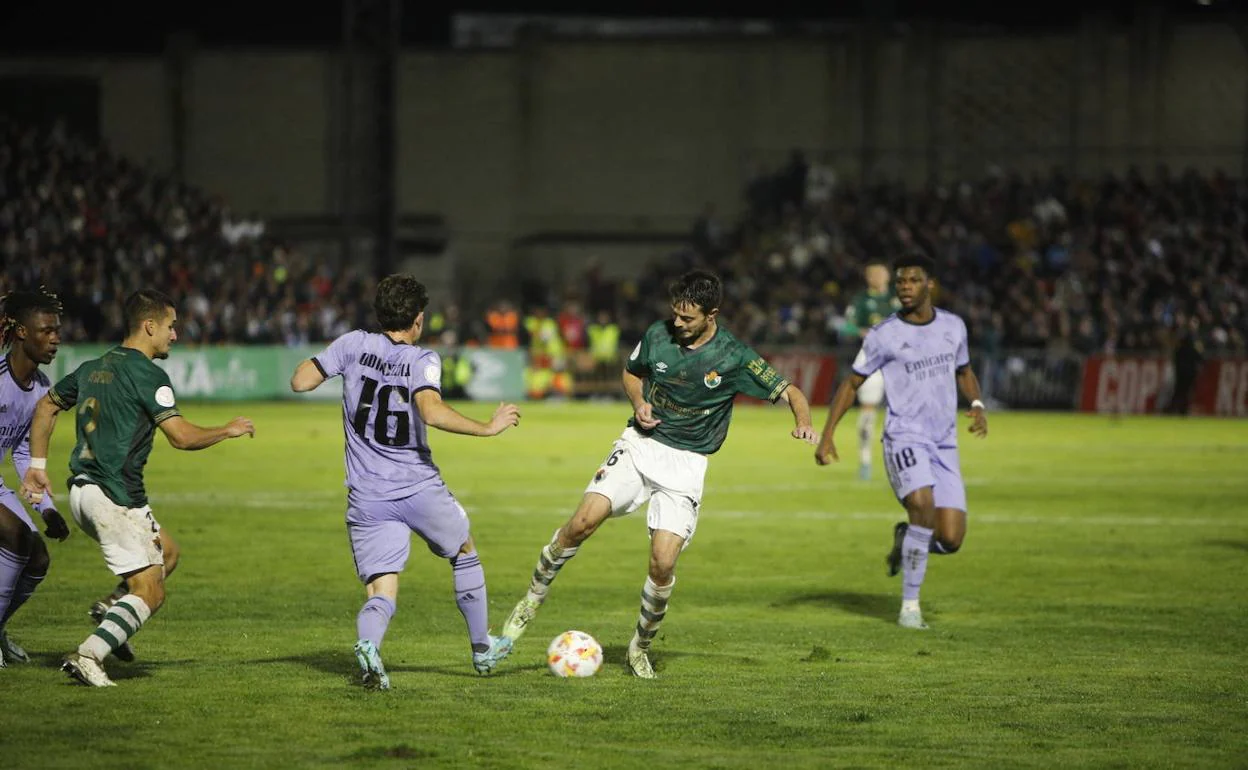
[844,289,901,337]
[49,346,181,508]
[625,321,790,455]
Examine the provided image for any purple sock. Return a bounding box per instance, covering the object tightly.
[902,525,933,602]
[451,550,489,652]
[356,595,396,650]
[0,548,29,624]
[1,571,45,625]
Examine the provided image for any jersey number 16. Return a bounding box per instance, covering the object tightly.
[352,376,411,447]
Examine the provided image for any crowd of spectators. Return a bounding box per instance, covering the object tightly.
[4,118,1246,362]
[0,117,375,346]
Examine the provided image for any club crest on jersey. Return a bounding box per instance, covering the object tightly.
[703,370,722,389]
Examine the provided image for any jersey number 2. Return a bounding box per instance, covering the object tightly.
[351,376,411,447]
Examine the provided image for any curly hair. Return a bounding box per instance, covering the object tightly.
[374,274,429,332]
[1,287,63,347]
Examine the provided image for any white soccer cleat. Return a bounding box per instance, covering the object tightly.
[62,652,116,687]
[627,640,656,679]
[0,630,30,664]
[500,595,543,644]
[898,607,929,630]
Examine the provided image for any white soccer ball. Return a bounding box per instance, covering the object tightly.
[546,630,603,678]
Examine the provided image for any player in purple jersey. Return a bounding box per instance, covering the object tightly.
[291,275,520,689]
[816,254,988,630]
[0,289,71,666]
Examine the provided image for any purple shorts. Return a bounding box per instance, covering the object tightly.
[346,481,470,582]
[882,436,967,512]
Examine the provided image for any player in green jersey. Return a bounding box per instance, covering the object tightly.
[497,270,818,678]
[22,290,255,687]
[841,259,901,481]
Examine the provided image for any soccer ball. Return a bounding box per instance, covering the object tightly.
[546,630,603,678]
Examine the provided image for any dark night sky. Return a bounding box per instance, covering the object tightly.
[0,0,1233,53]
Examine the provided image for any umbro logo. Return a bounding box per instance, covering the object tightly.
[655,362,668,373]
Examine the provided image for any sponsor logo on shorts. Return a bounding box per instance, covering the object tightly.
[703,370,722,389]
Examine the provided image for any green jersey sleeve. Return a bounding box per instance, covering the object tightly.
[733,348,791,403]
[625,324,659,377]
[137,365,182,425]
[49,365,81,410]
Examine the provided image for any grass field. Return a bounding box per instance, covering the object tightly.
[0,401,1245,768]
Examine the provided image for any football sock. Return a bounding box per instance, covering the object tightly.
[80,595,151,662]
[857,409,875,467]
[528,530,579,601]
[0,547,28,625]
[630,576,674,652]
[1,569,45,625]
[356,595,396,650]
[451,550,489,652]
[901,525,933,602]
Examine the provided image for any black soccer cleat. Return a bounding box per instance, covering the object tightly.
[886,521,908,577]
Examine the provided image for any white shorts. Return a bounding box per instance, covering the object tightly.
[0,485,36,532]
[584,428,708,547]
[69,482,164,576]
[858,371,885,406]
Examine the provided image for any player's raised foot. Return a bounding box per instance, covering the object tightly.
[62,652,116,687]
[89,601,135,662]
[898,607,929,630]
[886,521,908,577]
[858,465,872,481]
[472,635,512,675]
[500,594,542,644]
[0,630,29,664]
[626,640,656,680]
[353,639,390,690]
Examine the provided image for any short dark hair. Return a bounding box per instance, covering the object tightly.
[124,289,176,334]
[1,287,62,347]
[864,257,889,270]
[893,253,937,279]
[374,274,429,331]
[669,269,722,314]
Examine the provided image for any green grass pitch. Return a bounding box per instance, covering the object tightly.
[0,401,1245,768]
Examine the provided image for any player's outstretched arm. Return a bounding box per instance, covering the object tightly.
[159,415,255,451]
[415,389,520,437]
[956,366,988,438]
[290,359,327,392]
[20,394,63,506]
[777,385,817,444]
[815,373,866,466]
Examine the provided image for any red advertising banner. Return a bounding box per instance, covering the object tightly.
[736,351,838,405]
[1080,356,1248,416]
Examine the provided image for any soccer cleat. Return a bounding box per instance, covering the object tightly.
[89,601,136,662]
[472,635,512,675]
[0,630,29,664]
[886,521,908,577]
[858,465,872,481]
[627,640,656,679]
[354,639,390,690]
[62,652,116,687]
[500,595,543,644]
[898,607,929,630]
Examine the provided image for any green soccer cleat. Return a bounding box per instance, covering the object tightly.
[500,595,543,645]
[626,640,656,679]
[898,607,929,630]
[886,521,908,577]
[472,635,512,675]
[89,601,136,662]
[354,639,390,690]
[0,630,29,664]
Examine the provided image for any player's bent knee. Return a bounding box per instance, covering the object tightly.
[25,534,50,575]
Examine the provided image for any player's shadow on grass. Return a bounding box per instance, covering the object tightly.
[26,651,159,682]
[1204,539,1248,554]
[248,650,548,679]
[772,591,897,623]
